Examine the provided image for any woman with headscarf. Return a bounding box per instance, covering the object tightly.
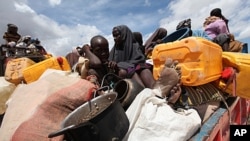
[133,32,145,54]
[108,25,155,88]
[210,8,229,32]
[144,27,167,58]
[204,8,231,51]
[204,8,230,40]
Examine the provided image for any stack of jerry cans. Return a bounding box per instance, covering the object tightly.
[22,57,71,84]
[152,37,223,86]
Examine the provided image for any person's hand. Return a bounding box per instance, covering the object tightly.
[108,61,117,70]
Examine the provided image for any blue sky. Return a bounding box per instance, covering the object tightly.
[0,0,250,56]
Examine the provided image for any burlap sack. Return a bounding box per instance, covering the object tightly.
[0,72,96,141]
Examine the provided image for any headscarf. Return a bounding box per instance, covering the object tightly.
[210,8,223,18]
[108,25,145,70]
[133,32,144,54]
[133,32,143,46]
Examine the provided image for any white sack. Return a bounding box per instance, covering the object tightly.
[123,88,201,141]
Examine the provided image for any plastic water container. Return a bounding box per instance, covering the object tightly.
[218,52,250,99]
[152,37,223,86]
[22,57,71,84]
[162,27,190,43]
[4,57,36,85]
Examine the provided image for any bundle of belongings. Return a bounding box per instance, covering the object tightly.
[15,36,48,56]
[0,70,97,141]
[0,69,132,141]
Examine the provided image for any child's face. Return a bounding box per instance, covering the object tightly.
[92,42,109,63]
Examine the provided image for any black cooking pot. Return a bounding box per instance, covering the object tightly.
[48,92,129,141]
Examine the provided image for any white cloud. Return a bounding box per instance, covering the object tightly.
[14,2,35,13]
[48,0,61,7]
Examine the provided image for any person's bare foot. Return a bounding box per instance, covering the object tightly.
[152,58,181,101]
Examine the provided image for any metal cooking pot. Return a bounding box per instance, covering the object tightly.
[48,92,129,141]
[114,79,144,110]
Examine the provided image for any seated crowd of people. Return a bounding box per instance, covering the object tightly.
[1,7,243,120]
[1,8,243,111]
[0,7,246,141]
[62,8,247,126]
[67,8,241,89]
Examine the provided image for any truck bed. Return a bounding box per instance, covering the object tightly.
[190,96,250,141]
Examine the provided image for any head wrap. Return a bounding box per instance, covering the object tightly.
[109,25,145,69]
[210,8,222,18]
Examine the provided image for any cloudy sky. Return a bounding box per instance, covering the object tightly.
[0,0,249,56]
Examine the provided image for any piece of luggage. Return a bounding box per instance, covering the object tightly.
[152,37,223,86]
[4,57,36,85]
[22,56,71,84]
[217,52,250,99]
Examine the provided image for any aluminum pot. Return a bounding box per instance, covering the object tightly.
[48,92,129,141]
[114,78,144,110]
